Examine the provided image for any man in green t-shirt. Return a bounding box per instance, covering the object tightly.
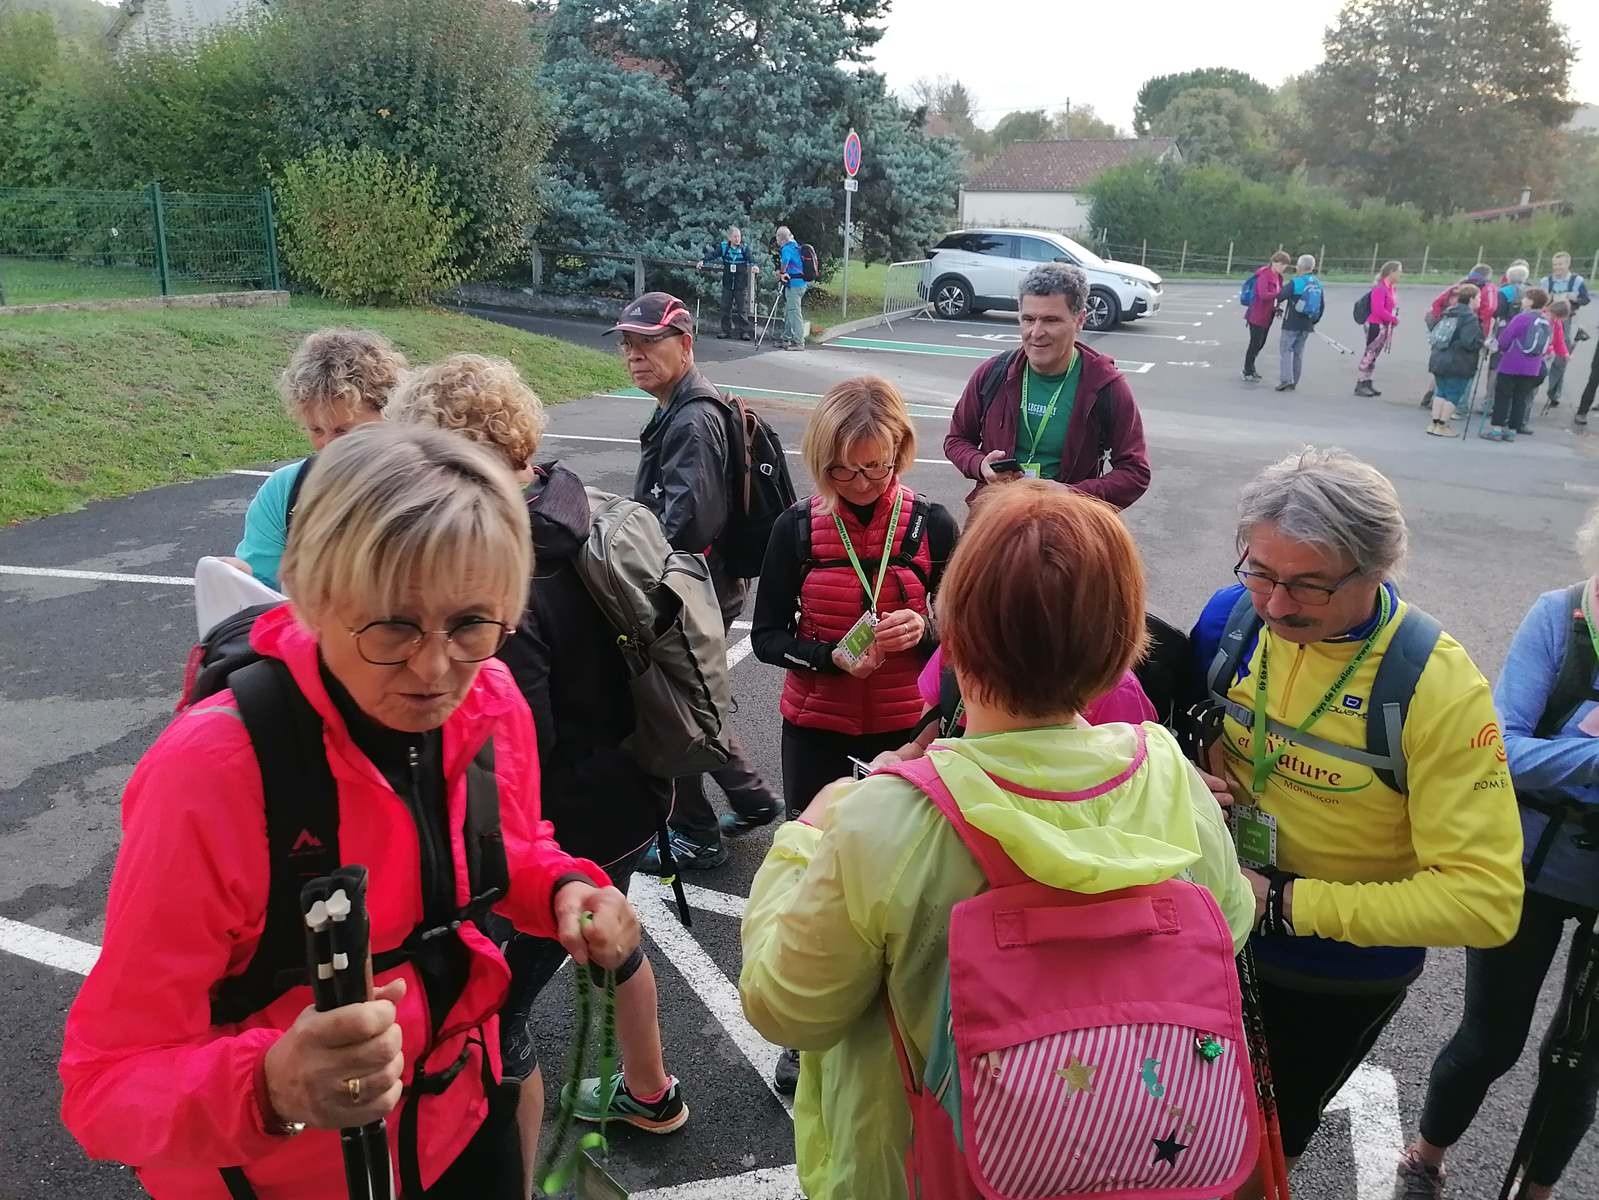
[944,262,1151,510]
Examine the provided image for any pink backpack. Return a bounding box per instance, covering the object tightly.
[880,747,1257,1200]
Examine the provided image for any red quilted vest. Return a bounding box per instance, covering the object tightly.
[779,484,932,736]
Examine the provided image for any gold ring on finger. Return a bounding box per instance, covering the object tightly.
[344,1076,362,1104]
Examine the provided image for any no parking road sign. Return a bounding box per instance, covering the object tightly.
[843,129,862,177]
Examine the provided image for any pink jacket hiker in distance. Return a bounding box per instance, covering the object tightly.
[59,605,607,1200]
[1246,264,1284,328]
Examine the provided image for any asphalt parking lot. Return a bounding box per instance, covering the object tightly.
[3,281,1597,1198]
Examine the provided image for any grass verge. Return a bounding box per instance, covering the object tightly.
[0,295,630,525]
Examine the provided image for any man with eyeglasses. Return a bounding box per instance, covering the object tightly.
[1187,448,1522,1194]
[610,292,781,871]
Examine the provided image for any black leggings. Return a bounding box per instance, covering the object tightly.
[779,720,918,818]
[1492,372,1540,429]
[1244,322,1271,374]
[1419,890,1599,1187]
[1579,334,1599,419]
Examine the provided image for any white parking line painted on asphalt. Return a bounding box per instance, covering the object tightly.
[1327,1063,1403,1200]
[0,915,97,975]
[633,1164,802,1199]
[627,875,792,1115]
[675,882,747,920]
[0,564,194,586]
[727,636,755,668]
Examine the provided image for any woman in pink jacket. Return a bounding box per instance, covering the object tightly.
[60,424,638,1199]
[1242,251,1291,382]
[1355,260,1403,397]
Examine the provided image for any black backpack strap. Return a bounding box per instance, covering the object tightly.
[1364,604,1443,795]
[1534,584,1596,739]
[281,453,317,540]
[218,1166,257,1198]
[938,664,964,738]
[209,658,339,1026]
[976,349,1020,423]
[462,738,510,907]
[897,494,932,562]
[1207,591,1262,705]
[1094,384,1116,476]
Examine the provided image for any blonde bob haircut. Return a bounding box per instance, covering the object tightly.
[800,374,917,513]
[280,423,531,627]
[387,353,547,472]
[279,328,407,422]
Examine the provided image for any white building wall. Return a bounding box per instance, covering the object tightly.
[115,0,262,52]
[958,190,1094,234]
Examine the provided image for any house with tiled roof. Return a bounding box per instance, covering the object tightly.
[960,138,1180,234]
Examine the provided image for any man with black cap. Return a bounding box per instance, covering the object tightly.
[609,292,781,870]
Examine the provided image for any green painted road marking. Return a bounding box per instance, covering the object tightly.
[830,336,994,359]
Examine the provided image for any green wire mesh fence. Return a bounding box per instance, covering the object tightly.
[0,183,281,307]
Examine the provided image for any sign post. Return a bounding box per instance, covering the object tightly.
[842,129,861,320]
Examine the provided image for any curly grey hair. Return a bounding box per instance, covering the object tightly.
[1235,447,1408,578]
[1018,262,1088,315]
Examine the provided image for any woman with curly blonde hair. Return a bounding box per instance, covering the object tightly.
[387,352,690,1190]
[232,329,408,590]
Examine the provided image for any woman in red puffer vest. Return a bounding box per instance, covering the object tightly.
[752,375,960,821]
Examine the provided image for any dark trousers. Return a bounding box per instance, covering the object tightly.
[719,269,752,338]
[1243,321,1271,375]
[1420,890,1599,1187]
[669,574,777,844]
[1578,334,1599,419]
[779,720,918,818]
[1257,973,1409,1158]
[1492,372,1540,430]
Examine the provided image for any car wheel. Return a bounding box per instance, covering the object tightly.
[1084,288,1120,332]
[931,276,973,319]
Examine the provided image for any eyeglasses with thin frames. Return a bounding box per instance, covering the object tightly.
[1233,555,1360,607]
[347,618,513,666]
[826,462,894,483]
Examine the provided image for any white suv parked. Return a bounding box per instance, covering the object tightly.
[923,228,1163,331]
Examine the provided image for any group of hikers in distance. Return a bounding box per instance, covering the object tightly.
[51,258,1599,1200]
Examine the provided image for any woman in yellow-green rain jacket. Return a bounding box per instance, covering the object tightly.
[739,482,1256,1200]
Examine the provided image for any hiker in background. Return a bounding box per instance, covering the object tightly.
[740,482,1254,1200]
[1541,253,1591,408]
[1397,505,1599,1200]
[1242,251,1293,382]
[1424,283,1486,438]
[1276,253,1325,393]
[775,225,809,351]
[1353,260,1402,398]
[749,375,959,1093]
[1191,449,1522,1196]
[944,262,1150,510]
[232,329,407,591]
[1541,298,1575,412]
[386,355,690,1190]
[1419,265,1497,410]
[1483,286,1554,443]
[610,292,783,872]
[703,225,759,341]
[60,424,634,1200]
[1576,323,1599,428]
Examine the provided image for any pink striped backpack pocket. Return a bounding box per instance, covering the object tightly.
[881,751,1256,1200]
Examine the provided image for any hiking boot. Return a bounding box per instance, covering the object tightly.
[1425,420,1458,438]
[1242,369,1260,382]
[719,803,781,837]
[1393,1149,1444,1199]
[563,1074,689,1135]
[1517,426,1535,436]
[784,343,804,352]
[1503,429,1518,442]
[1576,414,1589,427]
[774,1047,801,1095]
[1480,426,1505,441]
[1354,380,1381,397]
[637,830,728,874]
[1275,382,1296,392]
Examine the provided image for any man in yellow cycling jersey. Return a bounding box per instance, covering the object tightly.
[1189,447,1523,1188]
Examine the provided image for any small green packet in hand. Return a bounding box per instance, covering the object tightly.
[835,611,878,666]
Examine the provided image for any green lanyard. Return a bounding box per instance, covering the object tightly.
[834,497,901,615]
[1583,578,1599,665]
[1019,357,1074,462]
[1250,587,1392,796]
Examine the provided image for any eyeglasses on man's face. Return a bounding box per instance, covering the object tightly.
[1232,555,1360,607]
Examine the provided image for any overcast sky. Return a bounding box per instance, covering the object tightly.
[870,0,1599,131]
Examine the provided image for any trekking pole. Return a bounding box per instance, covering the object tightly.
[328,868,394,1200]
[1237,947,1292,1200]
[302,880,380,1200]
[754,286,784,349]
[1498,916,1599,1200]
[1460,345,1491,446]
[537,915,620,1195]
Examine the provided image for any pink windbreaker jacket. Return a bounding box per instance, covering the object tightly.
[60,605,606,1198]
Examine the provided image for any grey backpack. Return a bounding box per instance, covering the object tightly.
[574,488,732,778]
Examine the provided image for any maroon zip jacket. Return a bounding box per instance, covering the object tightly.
[943,342,1151,510]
